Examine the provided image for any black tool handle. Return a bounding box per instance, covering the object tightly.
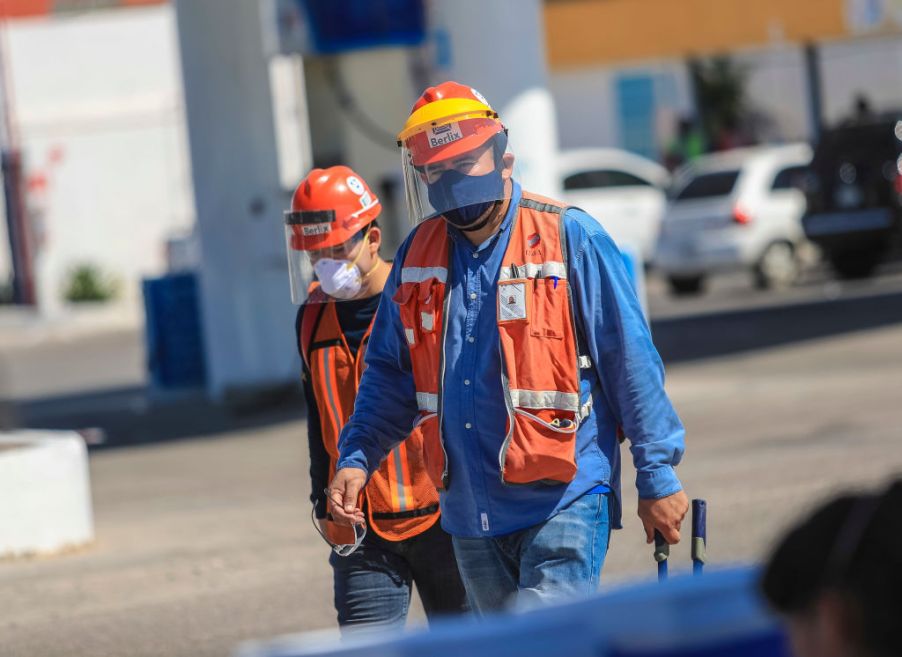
[654,529,669,581]
[692,499,707,575]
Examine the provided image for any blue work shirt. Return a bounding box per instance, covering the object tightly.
[337,182,685,538]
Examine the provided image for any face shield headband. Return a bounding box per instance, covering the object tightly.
[399,107,512,226]
[284,204,379,304]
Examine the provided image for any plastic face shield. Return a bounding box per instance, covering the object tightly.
[399,113,511,225]
[284,212,374,305]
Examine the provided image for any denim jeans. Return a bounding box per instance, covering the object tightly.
[451,492,611,613]
[329,520,468,632]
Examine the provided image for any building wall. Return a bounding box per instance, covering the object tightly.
[733,45,811,142]
[4,4,193,310]
[543,0,901,69]
[820,34,902,124]
[545,1,902,156]
[550,60,694,158]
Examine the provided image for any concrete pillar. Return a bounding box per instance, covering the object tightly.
[428,0,560,198]
[175,0,296,399]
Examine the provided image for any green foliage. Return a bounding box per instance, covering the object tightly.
[692,56,751,148]
[64,264,118,303]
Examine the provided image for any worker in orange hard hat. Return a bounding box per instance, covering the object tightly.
[328,81,688,613]
[285,165,467,631]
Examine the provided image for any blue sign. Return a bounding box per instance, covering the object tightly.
[616,75,657,161]
[297,0,426,54]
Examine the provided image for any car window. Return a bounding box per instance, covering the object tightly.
[674,171,740,200]
[562,169,651,191]
[771,165,808,191]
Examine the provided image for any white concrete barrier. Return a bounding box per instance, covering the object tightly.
[0,430,94,558]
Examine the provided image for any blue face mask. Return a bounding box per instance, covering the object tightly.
[426,168,504,229]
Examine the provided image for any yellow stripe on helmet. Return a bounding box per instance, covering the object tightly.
[397,97,498,143]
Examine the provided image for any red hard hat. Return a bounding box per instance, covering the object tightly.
[286,166,380,251]
[400,81,504,167]
[410,81,489,113]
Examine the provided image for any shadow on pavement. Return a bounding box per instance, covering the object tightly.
[0,383,306,450]
[5,288,902,448]
[652,288,902,364]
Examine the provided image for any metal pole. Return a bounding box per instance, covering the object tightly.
[2,149,33,304]
[0,7,35,306]
[803,42,824,141]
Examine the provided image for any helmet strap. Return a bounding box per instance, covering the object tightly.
[352,226,386,283]
[454,200,501,232]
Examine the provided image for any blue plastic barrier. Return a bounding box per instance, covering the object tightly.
[142,272,207,390]
[236,568,790,657]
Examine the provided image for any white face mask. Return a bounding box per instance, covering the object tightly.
[313,258,362,300]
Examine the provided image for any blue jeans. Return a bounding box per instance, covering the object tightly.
[329,520,468,632]
[452,493,610,613]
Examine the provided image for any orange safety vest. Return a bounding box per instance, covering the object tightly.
[393,192,592,491]
[300,290,441,543]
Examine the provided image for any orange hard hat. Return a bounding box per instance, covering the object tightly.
[286,166,380,251]
[398,81,504,167]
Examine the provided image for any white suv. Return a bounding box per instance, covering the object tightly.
[655,144,813,295]
[558,148,670,261]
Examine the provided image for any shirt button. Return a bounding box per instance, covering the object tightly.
[467,336,475,343]
[465,422,472,429]
[464,379,471,386]
[472,252,479,258]
[469,292,477,300]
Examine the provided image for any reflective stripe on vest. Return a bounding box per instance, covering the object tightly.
[417,392,439,413]
[401,266,448,284]
[300,297,440,541]
[395,192,590,488]
[508,389,580,413]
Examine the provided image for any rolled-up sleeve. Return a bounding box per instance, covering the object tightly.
[566,210,685,499]
[336,245,420,475]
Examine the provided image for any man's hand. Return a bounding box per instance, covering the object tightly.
[638,490,689,544]
[328,467,367,526]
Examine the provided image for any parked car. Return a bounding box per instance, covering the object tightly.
[801,114,902,279]
[557,148,670,261]
[655,144,813,295]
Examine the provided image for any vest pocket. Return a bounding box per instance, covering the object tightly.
[530,278,567,339]
[413,412,447,491]
[393,281,442,347]
[393,282,420,347]
[417,281,439,335]
[324,516,358,545]
[502,408,578,485]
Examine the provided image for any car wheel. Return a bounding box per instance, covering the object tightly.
[754,241,798,290]
[667,275,705,296]
[829,248,882,279]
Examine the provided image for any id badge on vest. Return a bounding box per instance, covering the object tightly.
[498,280,529,323]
